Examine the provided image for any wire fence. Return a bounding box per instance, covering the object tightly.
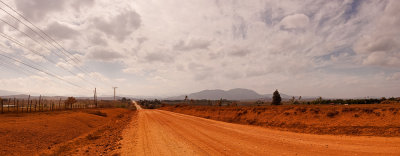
[0,97,132,114]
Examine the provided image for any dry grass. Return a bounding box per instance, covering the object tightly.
[160,104,400,137]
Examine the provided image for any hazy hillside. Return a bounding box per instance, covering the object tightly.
[167,88,295,100]
[0,90,19,96]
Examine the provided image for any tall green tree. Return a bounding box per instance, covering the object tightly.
[272,89,282,105]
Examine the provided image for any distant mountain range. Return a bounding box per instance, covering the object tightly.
[166,88,296,100]
[1,88,318,101]
[0,90,20,96]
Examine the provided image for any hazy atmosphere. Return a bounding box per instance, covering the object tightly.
[1,1,400,155]
[0,0,400,98]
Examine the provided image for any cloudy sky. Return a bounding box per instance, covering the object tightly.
[0,0,399,98]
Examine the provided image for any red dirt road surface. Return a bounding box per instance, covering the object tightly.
[122,109,400,156]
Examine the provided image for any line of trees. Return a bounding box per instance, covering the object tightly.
[271,90,399,105]
[138,99,162,109]
[307,97,398,105]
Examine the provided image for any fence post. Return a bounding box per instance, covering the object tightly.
[58,98,61,111]
[34,100,37,112]
[29,100,32,112]
[24,99,26,113]
[1,99,3,114]
[38,95,41,112]
[16,100,19,113]
[8,98,10,112]
[13,98,15,113]
[22,99,24,113]
[27,95,30,113]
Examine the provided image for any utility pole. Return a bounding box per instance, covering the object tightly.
[94,88,97,107]
[112,87,118,101]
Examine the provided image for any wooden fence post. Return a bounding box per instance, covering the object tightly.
[58,98,61,111]
[29,100,32,112]
[38,95,41,112]
[21,99,24,113]
[7,98,10,112]
[1,99,3,114]
[16,100,19,113]
[27,95,30,113]
[13,98,15,113]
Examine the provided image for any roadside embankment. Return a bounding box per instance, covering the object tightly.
[160,104,400,137]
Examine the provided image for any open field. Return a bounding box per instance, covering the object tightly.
[160,104,400,137]
[0,108,137,156]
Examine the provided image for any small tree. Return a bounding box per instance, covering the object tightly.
[65,97,77,109]
[272,89,282,105]
[218,98,223,106]
[121,97,127,102]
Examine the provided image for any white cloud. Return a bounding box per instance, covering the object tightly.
[86,48,123,61]
[15,0,67,22]
[387,72,400,81]
[173,39,210,51]
[0,0,399,98]
[44,22,80,40]
[92,10,141,42]
[353,0,400,67]
[279,14,310,30]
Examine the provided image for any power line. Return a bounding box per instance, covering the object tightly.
[0,58,87,93]
[0,56,35,76]
[0,2,91,74]
[0,6,78,64]
[0,1,116,90]
[0,3,105,88]
[0,18,70,63]
[0,32,97,87]
[0,52,90,91]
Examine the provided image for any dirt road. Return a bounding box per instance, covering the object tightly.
[122,109,400,156]
[133,101,142,110]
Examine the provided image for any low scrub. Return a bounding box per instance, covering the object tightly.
[86,134,100,140]
[159,104,400,137]
[326,111,339,118]
[87,110,107,117]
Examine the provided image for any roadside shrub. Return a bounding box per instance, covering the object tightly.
[138,99,162,109]
[296,107,307,113]
[284,112,290,116]
[86,134,100,140]
[88,110,107,117]
[362,108,374,114]
[310,108,320,114]
[327,111,339,118]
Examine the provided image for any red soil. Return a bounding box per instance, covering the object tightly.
[0,108,136,156]
[160,104,400,137]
